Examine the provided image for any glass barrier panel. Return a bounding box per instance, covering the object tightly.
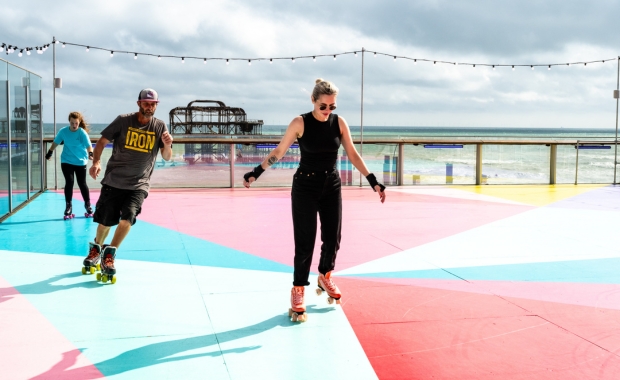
[8,64,28,206]
[29,74,42,193]
[0,61,8,216]
[482,144,550,185]
[556,145,577,184]
[405,144,476,185]
[572,144,615,184]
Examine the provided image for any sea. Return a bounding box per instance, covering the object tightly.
[44,123,620,185]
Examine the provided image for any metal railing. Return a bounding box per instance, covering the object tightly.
[43,136,620,189]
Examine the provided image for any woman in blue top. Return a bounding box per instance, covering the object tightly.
[243,79,386,322]
[46,112,94,219]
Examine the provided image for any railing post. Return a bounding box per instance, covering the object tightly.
[229,143,235,188]
[574,141,579,185]
[397,143,404,186]
[550,144,557,185]
[476,143,482,185]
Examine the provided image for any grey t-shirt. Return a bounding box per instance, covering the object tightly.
[100,113,166,192]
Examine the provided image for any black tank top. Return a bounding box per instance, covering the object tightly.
[298,112,341,171]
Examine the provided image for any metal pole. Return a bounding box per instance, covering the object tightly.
[614,57,620,184]
[53,36,58,190]
[7,80,12,212]
[359,47,365,187]
[39,90,44,191]
[550,144,557,185]
[476,143,482,185]
[575,140,579,185]
[397,143,404,185]
[25,83,30,199]
[229,143,235,188]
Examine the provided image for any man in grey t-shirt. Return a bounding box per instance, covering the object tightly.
[81,88,173,283]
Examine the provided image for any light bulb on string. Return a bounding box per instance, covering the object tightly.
[531,65,534,70]
[86,46,89,52]
[204,58,207,64]
[354,51,357,57]
[492,65,495,70]
[134,53,138,60]
[0,44,4,53]
[158,55,161,60]
[312,56,316,62]
[567,63,570,66]
[226,59,230,65]
[373,52,376,58]
[414,59,417,65]
[110,51,114,57]
[270,58,273,64]
[248,60,251,66]
[548,65,551,70]
[473,64,476,68]
[18,50,22,57]
[181,57,185,63]
[512,65,515,71]
[393,56,396,61]
[292,58,295,63]
[62,43,65,48]
[333,55,336,60]
[584,62,587,66]
[54,40,58,44]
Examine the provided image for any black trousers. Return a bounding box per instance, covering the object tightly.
[60,163,90,205]
[291,167,342,286]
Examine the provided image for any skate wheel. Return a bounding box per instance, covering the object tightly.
[96,273,102,281]
[110,276,116,284]
[296,313,307,322]
[315,288,323,296]
[327,297,334,305]
[89,266,95,274]
[336,299,342,305]
[81,267,87,275]
[101,274,108,283]
[96,263,101,271]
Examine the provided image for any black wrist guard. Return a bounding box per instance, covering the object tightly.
[45,150,53,160]
[88,151,93,158]
[243,165,265,182]
[366,173,386,192]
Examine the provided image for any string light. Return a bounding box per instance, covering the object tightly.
[204,58,207,64]
[3,40,616,74]
[134,53,138,60]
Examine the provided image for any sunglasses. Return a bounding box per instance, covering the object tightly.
[319,104,337,111]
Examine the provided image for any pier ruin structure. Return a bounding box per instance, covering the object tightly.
[168,100,264,165]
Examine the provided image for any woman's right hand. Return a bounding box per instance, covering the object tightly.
[243,173,256,188]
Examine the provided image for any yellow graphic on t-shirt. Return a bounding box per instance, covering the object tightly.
[125,127,156,153]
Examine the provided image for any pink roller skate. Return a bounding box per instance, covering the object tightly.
[84,202,94,218]
[289,286,307,322]
[63,202,75,220]
[316,271,342,305]
[81,241,102,275]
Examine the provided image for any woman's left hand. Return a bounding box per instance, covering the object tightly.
[375,185,386,203]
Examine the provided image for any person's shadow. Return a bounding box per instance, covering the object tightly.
[29,305,335,379]
[0,272,100,304]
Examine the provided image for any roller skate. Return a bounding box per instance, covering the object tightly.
[97,246,117,284]
[63,202,75,220]
[81,241,102,275]
[288,286,307,322]
[84,202,93,218]
[316,271,342,305]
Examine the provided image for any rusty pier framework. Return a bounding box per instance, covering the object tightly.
[168,100,266,165]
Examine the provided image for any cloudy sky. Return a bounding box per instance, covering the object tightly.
[2,0,620,128]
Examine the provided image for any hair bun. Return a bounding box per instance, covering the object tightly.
[315,78,323,84]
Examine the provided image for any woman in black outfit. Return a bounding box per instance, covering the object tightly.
[244,79,386,322]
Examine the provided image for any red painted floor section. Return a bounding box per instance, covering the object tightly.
[337,277,620,380]
[0,275,103,379]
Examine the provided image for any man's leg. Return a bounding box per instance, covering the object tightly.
[95,224,111,245]
[109,220,131,249]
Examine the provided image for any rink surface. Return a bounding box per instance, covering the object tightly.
[2,184,620,379]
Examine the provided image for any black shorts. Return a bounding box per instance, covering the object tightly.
[93,185,148,227]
